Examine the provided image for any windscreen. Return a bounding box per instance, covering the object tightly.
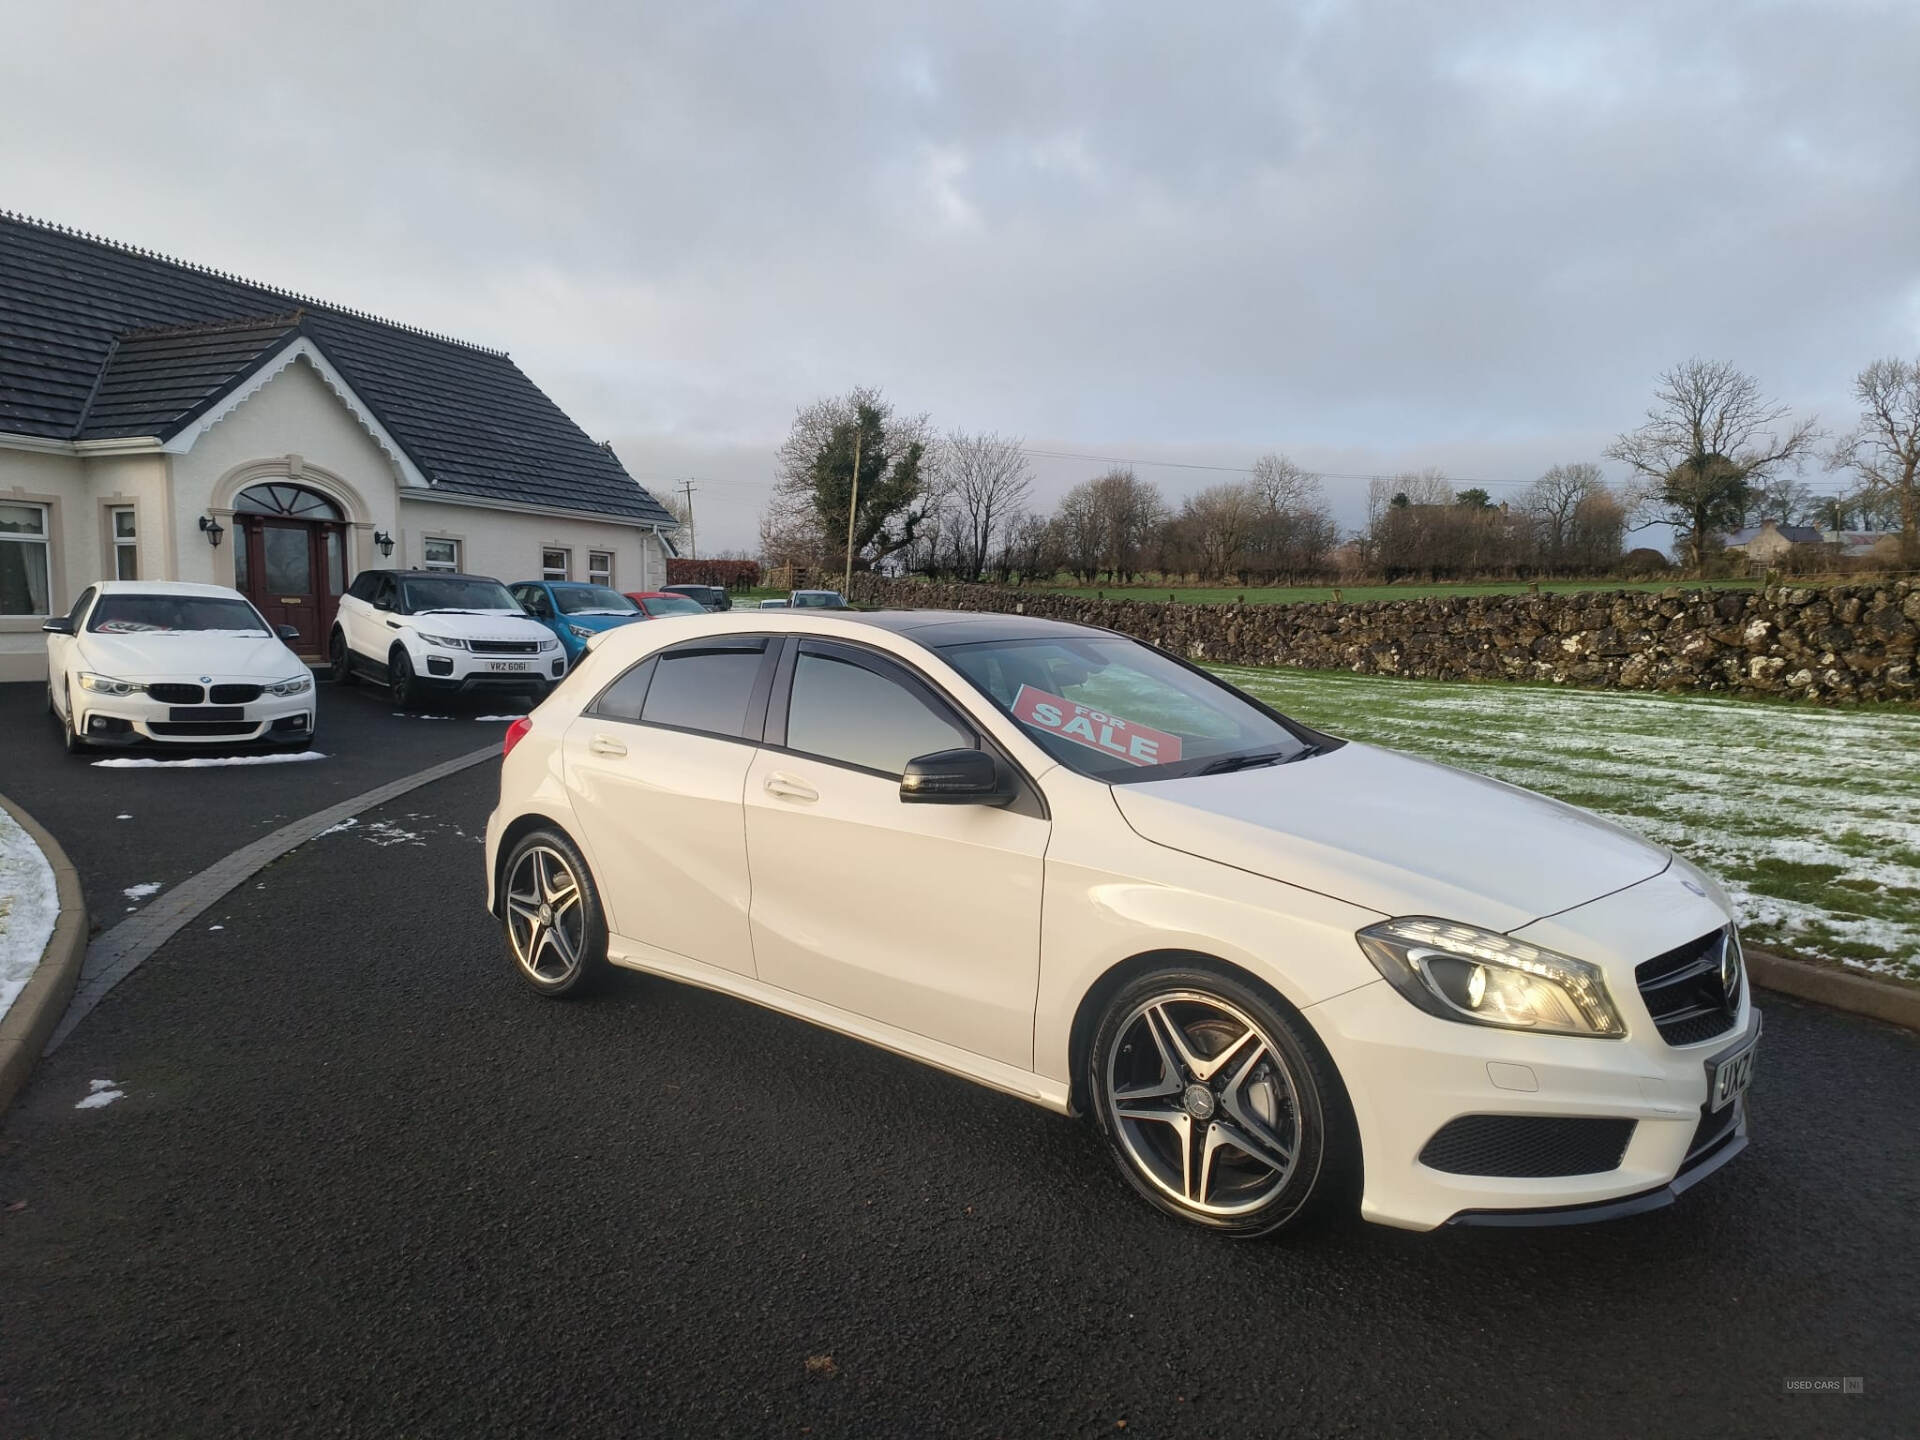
[401,577,518,613]
[642,595,707,615]
[937,634,1314,782]
[87,594,268,636]
[554,586,638,615]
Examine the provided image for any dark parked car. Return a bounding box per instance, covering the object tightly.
[662,584,731,612]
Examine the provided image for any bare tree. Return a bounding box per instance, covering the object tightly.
[942,431,1032,580]
[1747,473,1817,528]
[1178,483,1260,579]
[1519,462,1608,569]
[1607,359,1819,572]
[1827,356,1920,565]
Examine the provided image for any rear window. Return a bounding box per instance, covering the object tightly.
[554,586,637,615]
[639,640,768,739]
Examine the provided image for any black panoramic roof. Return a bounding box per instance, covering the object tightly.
[0,214,673,527]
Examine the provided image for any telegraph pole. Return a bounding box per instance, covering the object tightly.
[678,479,698,561]
[842,428,862,597]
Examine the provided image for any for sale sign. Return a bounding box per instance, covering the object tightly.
[1009,685,1183,767]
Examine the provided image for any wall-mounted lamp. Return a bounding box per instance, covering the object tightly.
[198,515,225,548]
[374,530,395,558]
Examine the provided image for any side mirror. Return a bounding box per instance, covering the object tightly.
[900,748,1014,806]
[275,624,301,642]
[372,597,392,612]
[41,616,73,635]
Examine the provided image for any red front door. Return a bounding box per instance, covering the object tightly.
[237,518,343,659]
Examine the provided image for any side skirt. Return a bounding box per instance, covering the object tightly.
[606,936,1072,1116]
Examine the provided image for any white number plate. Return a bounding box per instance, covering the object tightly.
[486,660,529,672]
[1706,1029,1759,1111]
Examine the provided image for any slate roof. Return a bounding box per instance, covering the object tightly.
[1725,521,1822,547]
[0,214,673,525]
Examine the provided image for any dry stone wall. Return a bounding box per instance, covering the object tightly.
[849,577,1920,703]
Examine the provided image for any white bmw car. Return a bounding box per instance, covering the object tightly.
[44,580,316,752]
[484,609,1758,1235]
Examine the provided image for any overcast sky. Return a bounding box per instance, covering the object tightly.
[6,1,1917,551]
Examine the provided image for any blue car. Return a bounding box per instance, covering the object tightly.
[508,581,646,664]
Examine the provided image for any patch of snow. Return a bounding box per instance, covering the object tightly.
[390,713,455,720]
[75,1079,124,1109]
[318,817,360,837]
[362,820,424,847]
[116,813,132,820]
[473,715,522,722]
[0,807,60,1023]
[209,924,224,931]
[92,752,327,769]
[123,882,161,901]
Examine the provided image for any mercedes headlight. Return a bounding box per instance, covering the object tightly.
[1356,917,1626,1038]
[77,672,147,696]
[419,633,469,650]
[266,674,313,697]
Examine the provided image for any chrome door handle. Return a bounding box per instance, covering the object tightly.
[589,734,627,757]
[763,772,819,803]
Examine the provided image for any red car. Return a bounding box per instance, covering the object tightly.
[623,590,711,618]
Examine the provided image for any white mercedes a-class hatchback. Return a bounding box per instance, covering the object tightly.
[44,580,316,752]
[485,610,1759,1235]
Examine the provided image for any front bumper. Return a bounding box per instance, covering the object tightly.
[74,688,315,746]
[1308,977,1760,1231]
[416,647,566,692]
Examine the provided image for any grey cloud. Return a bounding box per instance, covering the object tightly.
[5,1,1916,549]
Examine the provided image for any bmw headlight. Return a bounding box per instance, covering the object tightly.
[567,623,594,640]
[77,672,147,696]
[1356,917,1626,1038]
[420,633,469,650]
[266,674,314,697]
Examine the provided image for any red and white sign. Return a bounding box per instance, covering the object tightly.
[1009,685,1182,768]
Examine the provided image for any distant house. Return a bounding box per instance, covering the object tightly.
[1,213,676,681]
[1722,520,1822,563]
[1821,530,1902,563]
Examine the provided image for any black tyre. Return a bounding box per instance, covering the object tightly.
[59,682,88,755]
[1087,965,1351,1237]
[500,828,610,997]
[389,646,419,710]
[330,629,355,686]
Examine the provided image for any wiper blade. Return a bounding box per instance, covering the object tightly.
[1196,750,1293,775]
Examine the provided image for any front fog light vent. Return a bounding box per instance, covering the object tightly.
[1420,1114,1636,1177]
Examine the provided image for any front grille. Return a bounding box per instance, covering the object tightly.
[149,721,258,736]
[1420,1115,1637,1177]
[147,683,204,704]
[210,683,262,704]
[470,639,541,655]
[1637,928,1741,1046]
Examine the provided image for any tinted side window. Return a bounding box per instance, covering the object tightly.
[373,574,396,608]
[785,648,970,776]
[347,572,380,601]
[591,657,656,722]
[68,587,97,625]
[640,641,767,738]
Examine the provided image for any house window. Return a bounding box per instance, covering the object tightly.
[588,550,614,586]
[542,547,571,582]
[422,537,461,572]
[111,507,138,580]
[0,502,51,616]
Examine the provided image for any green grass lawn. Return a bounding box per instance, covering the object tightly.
[1205,665,1920,981]
[1034,578,1763,606]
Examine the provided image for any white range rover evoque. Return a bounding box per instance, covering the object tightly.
[332,569,566,709]
[485,609,1760,1235]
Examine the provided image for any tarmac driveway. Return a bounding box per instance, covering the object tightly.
[0,678,521,922]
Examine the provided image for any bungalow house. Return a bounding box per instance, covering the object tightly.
[1722,519,1822,564]
[0,213,675,682]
